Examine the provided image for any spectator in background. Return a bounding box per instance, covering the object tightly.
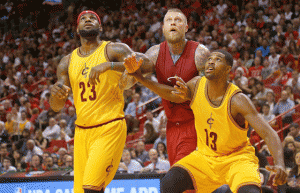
[279,46,295,71]
[26,154,43,172]
[136,141,149,163]
[66,106,76,133]
[284,142,296,169]
[154,127,167,149]
[42,118,60,141]
[287,123,300,147]
[248,57,264,79]
[144,111,159,134]
[266,91,276,114]
[5,113,16,135]
[118,149,142,174]
[125,93,145,133]
[0,121,9,144]
[43,156,59,171]
[268,46,280,72]
[286,151,300,190]
[34,129,48,150]
[273,90,295,125]
[140,149,170,173]
[254,81,274,105]
[24,140,43,163]
[157,142,168,161]
[273,65,292,86]
[18,111,31,134]
[1,156,16,173]
[142,123,158,144]
[255,39,270,57]
[261,59,273,80]
[260,104,276,125]
[12,150,23,168]
[63,155,73,170]
[59,119,72,138]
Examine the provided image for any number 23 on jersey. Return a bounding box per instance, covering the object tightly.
[79,82,96,102]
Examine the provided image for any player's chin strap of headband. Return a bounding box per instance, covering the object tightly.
[77,10,101,25]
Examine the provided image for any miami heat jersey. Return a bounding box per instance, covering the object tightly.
[156,41,199,122]
[68,41,124,127]
[191,77,254,157]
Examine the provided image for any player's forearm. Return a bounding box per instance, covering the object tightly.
[49,96,67,112]
[134,74,188,103]
[263,131,285,168]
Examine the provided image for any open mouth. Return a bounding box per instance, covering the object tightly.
[206,67,214,73]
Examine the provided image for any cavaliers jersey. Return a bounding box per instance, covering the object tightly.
[156,41,199,122]
[191,77,254,157]
[68,41,124,127]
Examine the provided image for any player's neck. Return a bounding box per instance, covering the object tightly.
[167,39,187,55]
[79,37,102,55]
[206,80,229,100]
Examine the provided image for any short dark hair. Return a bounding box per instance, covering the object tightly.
[212,50,233,66]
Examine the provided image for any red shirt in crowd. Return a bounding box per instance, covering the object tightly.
[279,54,295,69]
[248,66,264,78]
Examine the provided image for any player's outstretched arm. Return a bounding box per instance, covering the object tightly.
[50,55,71,112]
[231,93,287,186]
[89,42,155,86]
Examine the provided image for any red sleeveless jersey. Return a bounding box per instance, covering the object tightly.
[155,40,199,122]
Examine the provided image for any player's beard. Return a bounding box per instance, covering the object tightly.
[79,29,100,38]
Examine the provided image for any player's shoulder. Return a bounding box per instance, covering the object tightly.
[106,41,131,51]
[196,43,210,53]
[58,54,71,70]
[230,92,251,108]
[145,44,160,64]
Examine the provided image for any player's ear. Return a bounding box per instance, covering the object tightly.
[76,27,79,34]
[185,24,188,33]
[99,26,103,32]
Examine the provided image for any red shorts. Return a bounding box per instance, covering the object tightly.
[166,119,197,166]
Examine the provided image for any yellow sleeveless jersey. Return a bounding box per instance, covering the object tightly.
[68,41,124,127]
[191,77,254,157]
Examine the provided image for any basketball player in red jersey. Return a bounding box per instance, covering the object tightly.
[144,8,210,166]
[89,8,209,166]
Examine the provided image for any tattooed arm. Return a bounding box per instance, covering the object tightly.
[89,42,155,88]
[195,44,210,75]
[50,55,71,112]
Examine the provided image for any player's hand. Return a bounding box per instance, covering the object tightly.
[89,63,110,85]
[266,165,288,186]
[168,76,191,100]
[124,53,143,74]
[51,83,70,100]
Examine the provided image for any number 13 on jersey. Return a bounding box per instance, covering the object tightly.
[204,129,218,151]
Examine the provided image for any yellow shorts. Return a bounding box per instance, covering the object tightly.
[174,147,261,193]
[74,119,127,193]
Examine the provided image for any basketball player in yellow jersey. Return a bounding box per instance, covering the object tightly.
[122,50,288,193]
[49,10,151,193]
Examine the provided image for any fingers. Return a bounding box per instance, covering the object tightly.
[266,166,288,186]
[171,90,186,99]
[51,84,69,99]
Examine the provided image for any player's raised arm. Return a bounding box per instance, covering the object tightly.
[50,55,71,112]
[231,92,287,186]
[88,42,155,86]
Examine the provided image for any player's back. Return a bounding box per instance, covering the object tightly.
[68,41,124,127]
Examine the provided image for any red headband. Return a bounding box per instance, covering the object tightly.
[77,10,101,25]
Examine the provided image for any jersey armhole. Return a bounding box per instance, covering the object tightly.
[227,90,249,131]
[104,41,111,62]
[190,77,202,107]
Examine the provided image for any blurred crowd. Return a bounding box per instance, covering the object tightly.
[1,0,300,191]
